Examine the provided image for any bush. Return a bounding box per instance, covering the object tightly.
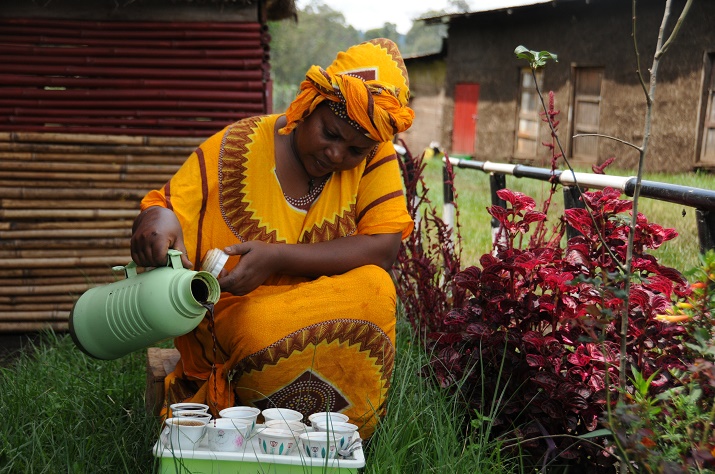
[395,142,715,471]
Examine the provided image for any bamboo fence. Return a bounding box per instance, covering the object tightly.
[0,131,195,332]
[0,16,270,333]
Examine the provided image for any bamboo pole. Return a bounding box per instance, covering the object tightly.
[0,256,126,269]
[0,322,68,332]
[1,63,264,80]
[0,115,233,131]
[0,152,187,166]
[0,220,134,231]
[0,180,158,190]
[0,142,193,156]
[0,275,117,286]
[0,199,138,210]
[1,267,120,278]
[0,283,102,296]
[0,295,78,304]
[0,312,69,321]
[0,303,73,311]
[0,238,129,250]
[0,209,138,219]
[0,186,148,200]
[0,160,180,174]
[0,172,173,184]
[0,124,224,138]
[0,248,128,258]
[0,228,130,239]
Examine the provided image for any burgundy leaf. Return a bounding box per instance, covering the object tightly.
[526,354,546,367]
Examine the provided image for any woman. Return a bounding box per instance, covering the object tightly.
[131,38,414,438]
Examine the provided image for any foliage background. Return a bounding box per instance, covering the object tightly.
[268,0,452,112]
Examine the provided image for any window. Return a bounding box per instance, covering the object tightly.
[570,67,604,162]
[699,55,715,164]
[514,68,543,158]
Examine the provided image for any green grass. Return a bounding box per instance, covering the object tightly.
[364,319,520,474]
[0,324,519,473]
[0,332,162,473]
[421,157,715,274]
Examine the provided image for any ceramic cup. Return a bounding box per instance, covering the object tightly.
[173,410,212,423]
[312,421,358,451]
[169,402,209,414]
[261,407,303,424]
[207,418,250,452]
[307,412,349,431]
[162,417,207,451]
[257,428,299,456]
[264,419,308,435]
[218,406,261,433]
[299,431,339,459]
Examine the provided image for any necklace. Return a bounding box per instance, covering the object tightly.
[285,130,328,209]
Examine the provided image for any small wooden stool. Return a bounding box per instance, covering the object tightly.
[145,347,180,416]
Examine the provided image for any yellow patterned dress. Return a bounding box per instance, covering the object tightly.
[141,113,413,437]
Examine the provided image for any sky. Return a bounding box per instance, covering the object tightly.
[295,0,550,35]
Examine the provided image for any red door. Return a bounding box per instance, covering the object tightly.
[452,83,480,156]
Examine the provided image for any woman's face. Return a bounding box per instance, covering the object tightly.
[294,102,379,178]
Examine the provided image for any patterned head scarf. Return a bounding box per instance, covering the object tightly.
[279,38,414,143]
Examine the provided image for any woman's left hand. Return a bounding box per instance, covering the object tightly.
[218,241,282,296]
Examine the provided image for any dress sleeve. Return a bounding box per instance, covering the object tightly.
[139,127,226,264]
[355,141,414,240]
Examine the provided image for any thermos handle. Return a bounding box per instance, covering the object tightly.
[114,249,185,279]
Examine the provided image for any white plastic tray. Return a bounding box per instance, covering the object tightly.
[152,430,365,474]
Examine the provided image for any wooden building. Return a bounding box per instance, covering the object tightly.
[411,0,715,172]
[0,0,295,333]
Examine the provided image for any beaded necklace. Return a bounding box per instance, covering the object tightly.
[284,130,329,210]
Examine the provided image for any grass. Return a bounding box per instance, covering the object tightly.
[420,156,715,273]
[0,332,161,473]
[0,322,520,473]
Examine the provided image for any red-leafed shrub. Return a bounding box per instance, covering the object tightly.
[395,144,696,468]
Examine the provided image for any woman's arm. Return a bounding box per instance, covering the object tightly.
[218,232,402,296]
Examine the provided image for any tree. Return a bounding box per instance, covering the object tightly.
[402,10,447,57]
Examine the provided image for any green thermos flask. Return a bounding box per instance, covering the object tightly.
[69,249,221,360]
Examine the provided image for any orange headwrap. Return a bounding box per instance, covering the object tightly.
[279,38,414,143]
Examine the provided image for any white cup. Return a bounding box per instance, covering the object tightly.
[173,410,212,423]
[218,406,260,433]
[299,431,338,459]
[169,403,209,414]
[207,418,250,452]
[308,412,349,431]
[163,417,207,451]
[261,407,303,423]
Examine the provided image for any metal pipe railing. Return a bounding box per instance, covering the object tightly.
[443,157,715,252]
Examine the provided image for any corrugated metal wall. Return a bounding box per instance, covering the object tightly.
[0,17,270,332]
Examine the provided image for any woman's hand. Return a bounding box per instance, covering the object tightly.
[130,206,192,269]
[219,241,283,296]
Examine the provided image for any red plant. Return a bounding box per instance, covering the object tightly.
[435,188,690,466]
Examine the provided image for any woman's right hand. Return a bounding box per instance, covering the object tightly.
[130,206,192,269]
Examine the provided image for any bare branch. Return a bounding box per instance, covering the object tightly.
[632,0,650,100]
[658,0,694,58]
[572,133,642,152]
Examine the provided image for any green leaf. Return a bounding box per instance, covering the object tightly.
[578,429,612,439]
[514,45,558,69]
